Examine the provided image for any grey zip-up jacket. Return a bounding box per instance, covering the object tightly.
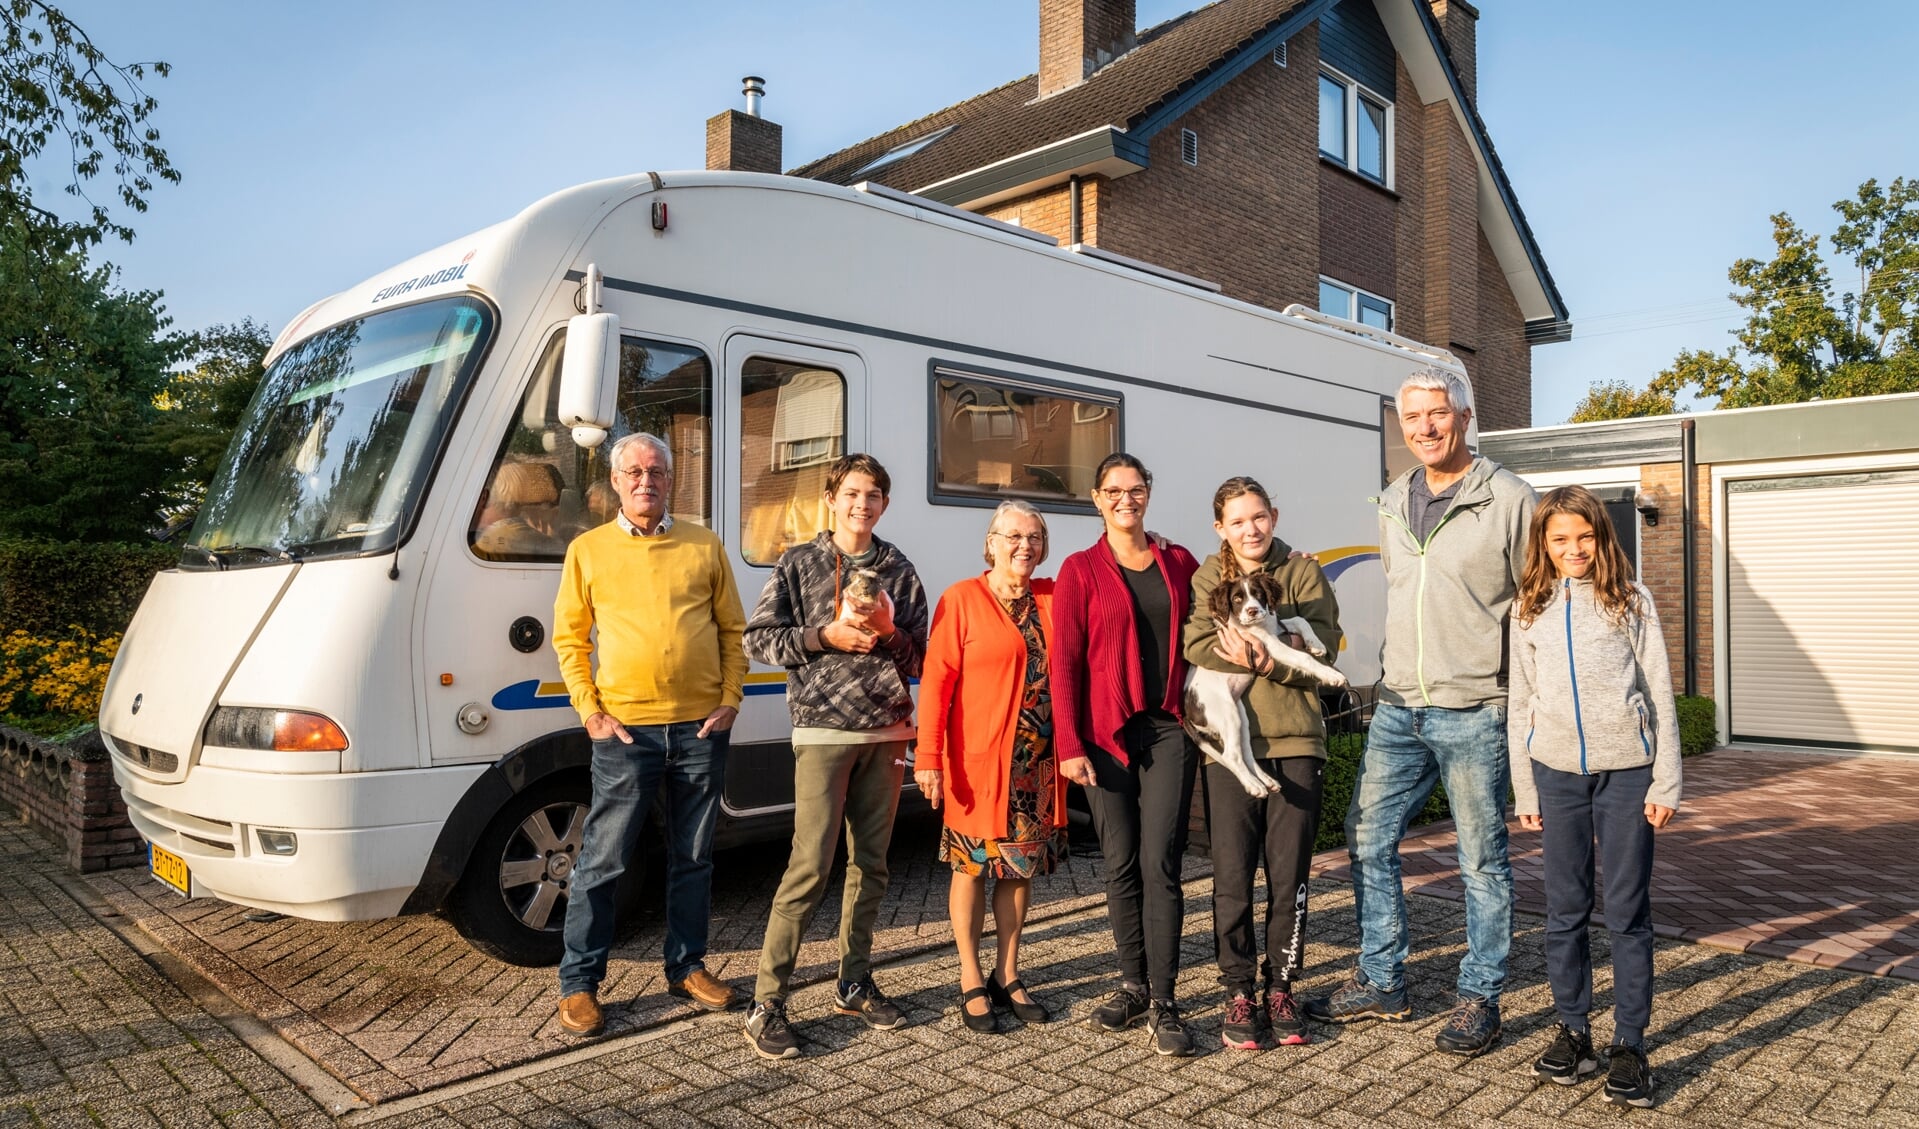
[743,533,928,731]
[1508,578,1683,814]
[1374,457,1536,709]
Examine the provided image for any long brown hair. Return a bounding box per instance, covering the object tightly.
[1515,485,1641,627]
[1212,476,1274,583]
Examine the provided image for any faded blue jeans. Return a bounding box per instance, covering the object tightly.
[559,722,728,997]
[1345,702,1513,1003]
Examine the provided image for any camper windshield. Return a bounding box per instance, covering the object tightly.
[181,296,493,569]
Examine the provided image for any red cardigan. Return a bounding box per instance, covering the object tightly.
[1051,535,1200,767]
[916,576,1061,839]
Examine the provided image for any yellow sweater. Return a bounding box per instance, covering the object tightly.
[553,520,747,726]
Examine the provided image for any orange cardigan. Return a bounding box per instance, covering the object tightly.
[917,575,1063,840]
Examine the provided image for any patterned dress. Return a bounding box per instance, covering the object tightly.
[939,592,1069,878]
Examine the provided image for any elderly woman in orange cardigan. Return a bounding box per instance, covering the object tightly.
[914,500,1066,1034]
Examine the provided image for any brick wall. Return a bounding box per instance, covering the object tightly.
[706,110,782,174]
[1040,0,1137,98]
[1637,460,1715,697]
[980,178,1099,246]
[0,726,144,874]
[1319,161,1397,300]
[1470,229,1531,431]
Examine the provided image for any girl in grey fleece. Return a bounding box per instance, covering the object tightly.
[1508,485,1679,1103]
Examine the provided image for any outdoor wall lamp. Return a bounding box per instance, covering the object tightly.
[1635,491,1660,527]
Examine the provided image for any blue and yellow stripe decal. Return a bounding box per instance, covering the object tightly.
[1315,545,1380,582]
[491,671,792,711]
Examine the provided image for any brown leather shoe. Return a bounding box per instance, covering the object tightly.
[668,967,739,1011]
[558,991,604,1036]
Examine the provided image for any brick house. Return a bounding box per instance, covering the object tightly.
[708,0,1571,430]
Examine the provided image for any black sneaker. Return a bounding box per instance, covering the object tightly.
[834,975,907,1030]
[1220,992,1261,1050]
[1434,995,1501,1056]
[744,999,800,1060]
[1533,1023,1599,1085]
[1266,988,1310,1046]
[1146,1001,1195,1057]
[1089,985,1150,1032]
[1302,972,1412,1024]
[1604,1043,1656,1108]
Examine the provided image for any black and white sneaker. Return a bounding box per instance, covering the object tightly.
[1533,1023,1599,1085]
[744,999,800,1060]
[834,975,908,1030]
[1089,985,1150,1032]
[1604,1042,1656,1108]
[1146,1001,1196,1057]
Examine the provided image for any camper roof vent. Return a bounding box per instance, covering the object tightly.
[1067,243,1221,292]
[852,181,1059,247]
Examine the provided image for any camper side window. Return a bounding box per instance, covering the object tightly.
[1381,397,1420,488]
[740,359,847,565]
[931,368,1120,510]
[470,331,713,562]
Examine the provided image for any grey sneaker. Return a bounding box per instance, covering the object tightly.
[1146,1001,1195,1057]
[1534,1022,1599,1084]
[1302,972,1411,1023]
[744,999,800,1060]
[1604,1043,1656,1108]
[834,975,907,1030]
[1089,985,1150,1032]
[1433,995,1501,1056]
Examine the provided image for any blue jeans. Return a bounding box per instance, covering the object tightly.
[1345,702,1513,1002]
[558,723,727,996]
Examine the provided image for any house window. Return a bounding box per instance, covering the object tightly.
[1319,276,1394,332]
[849,126,955,179]
[931,367,1120,510]
[1319,67,1391,186]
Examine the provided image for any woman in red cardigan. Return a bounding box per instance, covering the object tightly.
[1052,452,1202,1057]
[915,500,1065,1034]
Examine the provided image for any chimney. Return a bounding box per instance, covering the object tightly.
[706,76,783,173]
[1039,0,1136,99]
[1428,0,1478,103]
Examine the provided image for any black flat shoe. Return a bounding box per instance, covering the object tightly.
[987,973,1050,1024]
[959,986,1000,1033]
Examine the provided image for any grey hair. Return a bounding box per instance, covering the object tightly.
[1395,367,1473,416]
[607,432,673,473]
[982,499,1049,566]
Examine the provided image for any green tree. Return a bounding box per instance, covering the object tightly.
[2,0,179,249]
[1651,178,1919,409]
[1567,379,1676,423]
[152,318,272,523]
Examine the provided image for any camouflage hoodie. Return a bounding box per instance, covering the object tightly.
[743,532,928,732]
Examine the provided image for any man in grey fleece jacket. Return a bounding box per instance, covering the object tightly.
[1305,368,1536,1058]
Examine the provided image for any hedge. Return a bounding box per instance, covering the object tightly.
[1676,695,1717,758]
[0,539,179,637]
[1317,731,1450,853]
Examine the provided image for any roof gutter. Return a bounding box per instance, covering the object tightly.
[914,126,1149,211]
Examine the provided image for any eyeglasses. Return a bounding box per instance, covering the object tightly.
[614,466,671,481]
[991,532,1046,546]
[1097,486,1150,503]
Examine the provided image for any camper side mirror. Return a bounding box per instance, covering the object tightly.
[558,312,620,448]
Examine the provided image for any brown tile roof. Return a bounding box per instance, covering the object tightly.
[790,0,1311,190]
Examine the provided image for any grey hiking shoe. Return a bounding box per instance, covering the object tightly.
[1301,972,1411,1023]
[1433,995,1501,1056]
[744,998,800,1060]
[834,975,907,1030]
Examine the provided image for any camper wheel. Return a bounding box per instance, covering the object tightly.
[447,774,653,966]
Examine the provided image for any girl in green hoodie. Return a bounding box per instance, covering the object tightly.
[1182,477,1343,1050]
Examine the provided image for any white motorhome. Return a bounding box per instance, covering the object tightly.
[101,171,1468,964]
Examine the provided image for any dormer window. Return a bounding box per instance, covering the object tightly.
[849,126,956,178]
[1318,66,1392,186]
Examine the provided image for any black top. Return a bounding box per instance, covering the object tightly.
[1121,559,1171,707]
[1409,468,1463,547]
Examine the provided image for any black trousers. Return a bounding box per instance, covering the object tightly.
[1084,711,1199,1002]
[1205,754,1324,995]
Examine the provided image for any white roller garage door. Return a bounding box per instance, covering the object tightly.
[1725,469,1919,753]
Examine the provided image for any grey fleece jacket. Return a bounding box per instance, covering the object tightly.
[1508,578,1683,814]
[1374,457,1537,709]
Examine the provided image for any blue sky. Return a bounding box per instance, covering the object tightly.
[48,0,1919,425]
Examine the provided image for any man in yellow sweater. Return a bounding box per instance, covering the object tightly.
[553,432,747,1037]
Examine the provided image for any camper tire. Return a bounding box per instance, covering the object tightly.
[448,774,653,966]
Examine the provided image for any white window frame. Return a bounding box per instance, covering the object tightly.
[1318,65,1394,188]
[1318,275,1395,331]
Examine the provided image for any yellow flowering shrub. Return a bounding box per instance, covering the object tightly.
[0,627,121,725]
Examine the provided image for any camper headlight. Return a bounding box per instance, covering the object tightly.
[204,707,350,752]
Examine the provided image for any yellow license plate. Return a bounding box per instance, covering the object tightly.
[149,842,190,896]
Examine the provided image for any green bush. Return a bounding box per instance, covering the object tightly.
[1317,731,1450,853]
[1676,696,1717,757]
[0,539,179,636]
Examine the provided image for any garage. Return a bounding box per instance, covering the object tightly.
[1723,468,1919,753]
